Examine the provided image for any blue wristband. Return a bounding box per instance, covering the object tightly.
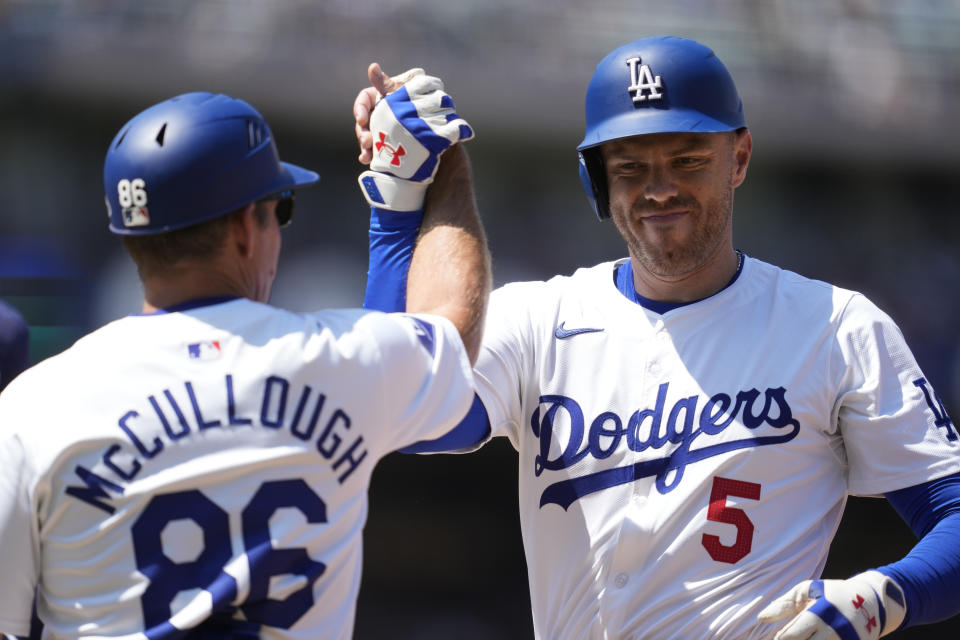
[363,207,423,312]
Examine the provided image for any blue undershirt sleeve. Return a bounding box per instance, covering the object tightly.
[878,471,960,629]
[362,206,424,312]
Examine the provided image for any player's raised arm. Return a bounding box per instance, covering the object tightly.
[406,145,489,363]
[355,64,490,364]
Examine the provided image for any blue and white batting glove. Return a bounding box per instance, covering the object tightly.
[758,570,907,639]
[358,70,475,212]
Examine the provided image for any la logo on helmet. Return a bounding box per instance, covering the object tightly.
[626,57,663,103]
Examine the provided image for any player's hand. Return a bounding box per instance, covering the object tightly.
[356,62,474,211]
[757,570,906,640]
[354,63,424,164]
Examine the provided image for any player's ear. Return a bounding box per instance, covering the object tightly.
[228,203,259,260]
[731,128,752,188]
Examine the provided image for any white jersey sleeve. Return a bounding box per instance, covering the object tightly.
[832,293,959,494]
[471,282,545,450]
[354,310,476,454]
[0,429,38,637]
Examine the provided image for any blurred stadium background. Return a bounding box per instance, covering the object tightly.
[1,1,958,637]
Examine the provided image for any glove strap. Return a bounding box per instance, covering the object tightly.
[855,570,907,637]
[358,171,429,212]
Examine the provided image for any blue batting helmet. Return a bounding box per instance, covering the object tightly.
[104,92,319,235]
[577,36,746,220]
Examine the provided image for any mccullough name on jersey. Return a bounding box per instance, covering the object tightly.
[66,372,366,514]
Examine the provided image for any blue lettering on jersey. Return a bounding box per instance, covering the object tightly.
[65,374,368,513]
[65,466,126,514]
[227,374,253,426]
[261,376,290,428]
[532,382,801,509]
[187,381,222,430]
[407,316,436,356]
[913,377,957,441]
[119,410,162,458]
[151,392,187,440]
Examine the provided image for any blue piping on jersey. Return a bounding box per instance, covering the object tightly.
[614,250,745,313]
[400,393,490,453]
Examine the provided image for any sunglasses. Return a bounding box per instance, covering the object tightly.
[256,189,296,227]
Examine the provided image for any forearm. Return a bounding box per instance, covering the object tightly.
[406,145,491,364]
[879,514,960,628]
[880,473,960,629]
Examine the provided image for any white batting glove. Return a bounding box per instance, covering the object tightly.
[358,71,475,211]
[758,570,907,640]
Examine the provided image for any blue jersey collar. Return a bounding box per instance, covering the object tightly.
[615,251,744,313]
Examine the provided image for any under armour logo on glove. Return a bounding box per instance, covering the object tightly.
[375,132,406,167]
[758,570,906,640]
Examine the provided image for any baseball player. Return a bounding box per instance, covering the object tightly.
[0,299,29,393]
[354,37,960,639]
[0,85,487,638]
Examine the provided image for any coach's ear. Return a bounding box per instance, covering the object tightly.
[228,203,259,260]
[732,128,752,188]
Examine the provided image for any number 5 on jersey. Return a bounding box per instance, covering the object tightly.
[702,476,762,564]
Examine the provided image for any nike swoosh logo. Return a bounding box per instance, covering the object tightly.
[554,322,605,339]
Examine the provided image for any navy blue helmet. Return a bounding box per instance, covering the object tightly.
[104,92,319,234]
[577,36,747,219]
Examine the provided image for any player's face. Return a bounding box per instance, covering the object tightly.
[251,201,282,303]
[602,130,751,279]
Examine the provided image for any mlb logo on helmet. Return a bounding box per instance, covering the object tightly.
[123,206,150,227]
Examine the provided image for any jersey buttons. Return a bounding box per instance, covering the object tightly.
[613,573,629,588]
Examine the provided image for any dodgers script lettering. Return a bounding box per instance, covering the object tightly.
[531,382,801,509]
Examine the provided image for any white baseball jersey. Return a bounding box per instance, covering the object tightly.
[472,256,960,640]
[0,297,475,639]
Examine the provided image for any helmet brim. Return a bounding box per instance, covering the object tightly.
[577,107,745,151]
[280,161,320,189]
